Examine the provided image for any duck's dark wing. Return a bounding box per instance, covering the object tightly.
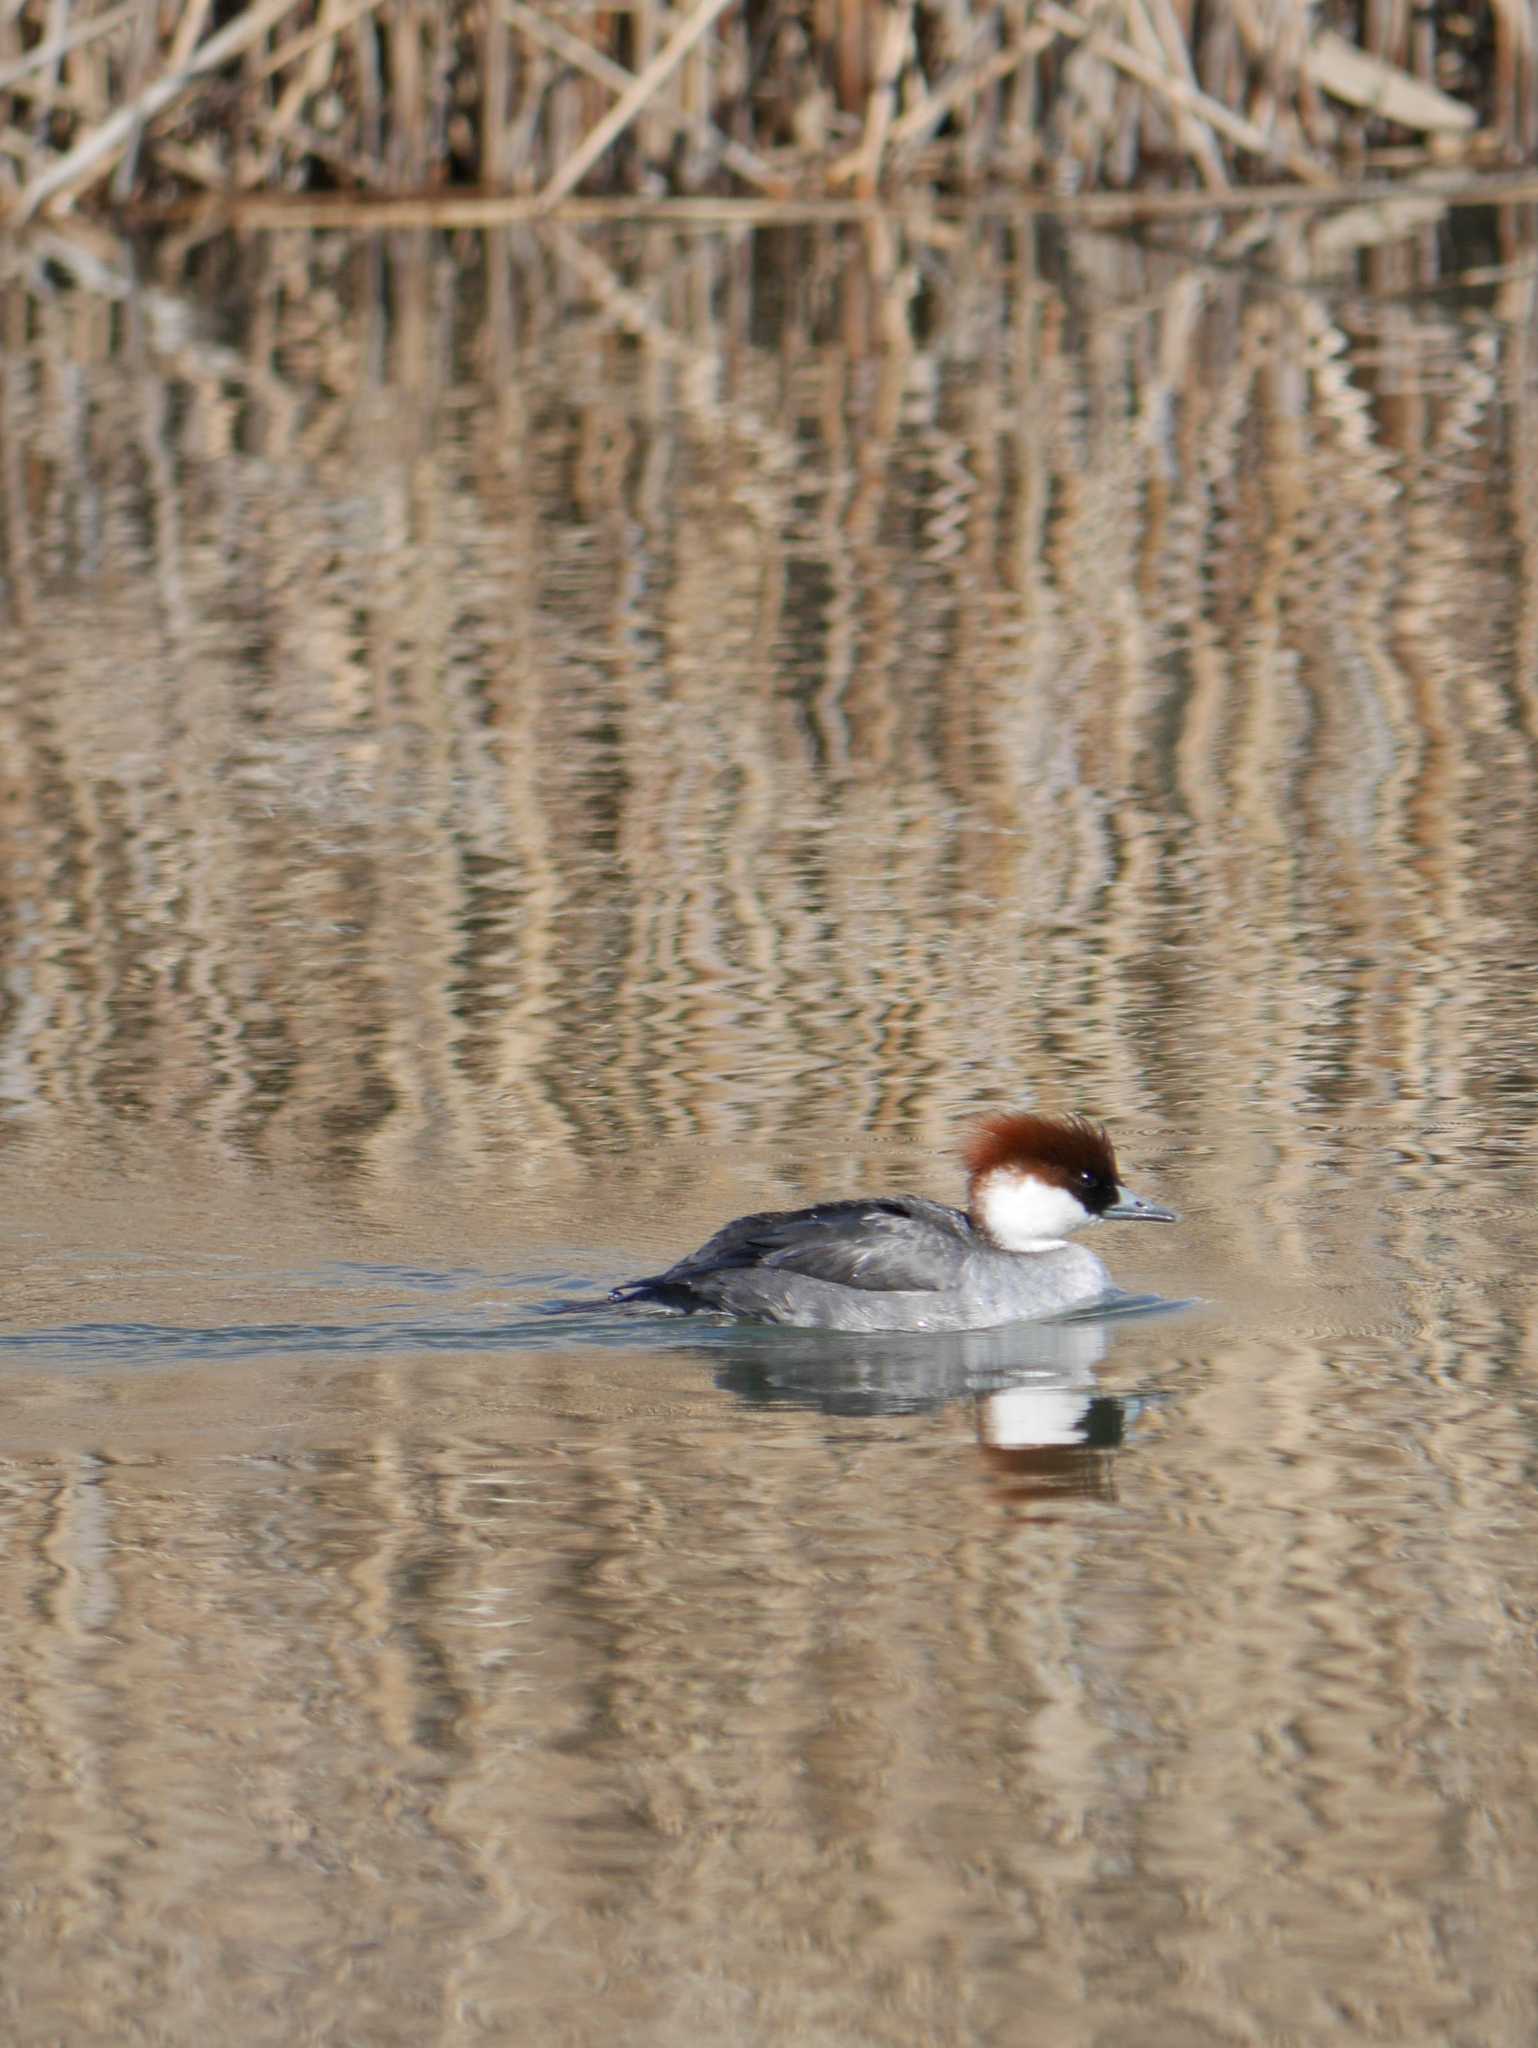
[613,1196,974,1306]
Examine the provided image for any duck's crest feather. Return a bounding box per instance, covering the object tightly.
[964,1112,1118,1189]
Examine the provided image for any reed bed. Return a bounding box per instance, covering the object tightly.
[0,0,1531,223]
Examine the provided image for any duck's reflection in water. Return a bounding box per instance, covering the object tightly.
[976,1376,1131,1513]
[702,1311,1171,1510]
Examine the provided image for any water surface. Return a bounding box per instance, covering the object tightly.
[1,210,1537,2045]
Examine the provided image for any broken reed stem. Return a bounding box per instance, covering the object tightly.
[502,0,782,196]
[830,0,915,194]
[1034,0,1332,184]
[14,0,296,216]
[888,18,1055,153]
[536,0,740,208]
[1126,0,1229,190]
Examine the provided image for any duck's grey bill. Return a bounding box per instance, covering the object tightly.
[1104,1187,1178,1223]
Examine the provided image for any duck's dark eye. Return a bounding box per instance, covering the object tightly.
[1075,1170,1113,1211]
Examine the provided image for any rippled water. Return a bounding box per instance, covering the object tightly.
[2,211,1538,2044]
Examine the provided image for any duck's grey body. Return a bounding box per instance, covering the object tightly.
[611,1194,1113,1333]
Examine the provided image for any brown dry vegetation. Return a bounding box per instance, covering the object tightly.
[0,0,1535,225]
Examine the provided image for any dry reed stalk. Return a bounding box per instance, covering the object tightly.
[888,17,1054,156]
[537,0,740,206]
[681,16,707,188]
[829,0,914,195]
[632,0,662,171]
[167,0,213,70]
[1129,0,1227,188]
[1035,0,1332,183]
[502,0,781,195]
[834,0,872,112]
[1303,31,1476,135]
[1224,0,1304,152]
[1193,4,1240,138]
[482,0,510,186]
[389,0,424,187]
[1489,0,1537,153]
[40,0,69,138]
[991,0,1027,170]
[257,0,353,184]
[252,0,383,84]
[1410,0,1434,101]
[0,63,87,121]
[956,3,999,182]
[0,0,138,96]
[13,0,298,218]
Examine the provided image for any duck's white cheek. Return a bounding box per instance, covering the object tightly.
[977,1175,1086,1250]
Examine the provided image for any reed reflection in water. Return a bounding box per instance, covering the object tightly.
[0,212,1536,2044]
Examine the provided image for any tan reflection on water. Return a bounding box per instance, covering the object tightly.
[3,1325,1538,2048]
[1,215,1538,2043]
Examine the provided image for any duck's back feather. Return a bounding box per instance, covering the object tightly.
[613,1196,975,1308]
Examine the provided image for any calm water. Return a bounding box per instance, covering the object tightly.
[2,211,1538,2045]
